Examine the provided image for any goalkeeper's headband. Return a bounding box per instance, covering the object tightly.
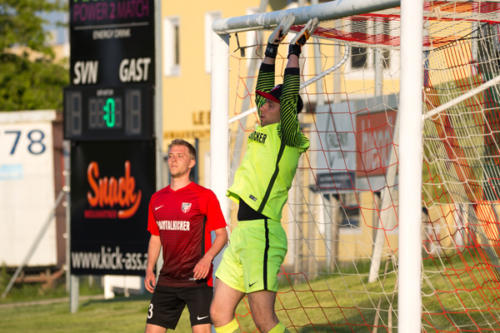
[256,84,304,113]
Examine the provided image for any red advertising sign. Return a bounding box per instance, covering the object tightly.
[356,110,397,177]
[86,161,142,219]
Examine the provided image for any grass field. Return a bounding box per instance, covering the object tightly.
[1,252,497,332]
[0,295,157,333]
[0,272,386,333]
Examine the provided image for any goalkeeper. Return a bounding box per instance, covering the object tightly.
[210,16,317,333]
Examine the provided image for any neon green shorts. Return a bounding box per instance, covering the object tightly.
[215,218,287,293]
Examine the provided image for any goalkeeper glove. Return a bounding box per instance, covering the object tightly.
[288,17,319,57]
[265,14,295,58]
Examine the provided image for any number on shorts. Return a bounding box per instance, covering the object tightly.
[147,304,154,319]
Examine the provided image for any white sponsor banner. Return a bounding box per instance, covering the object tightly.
[311,102,356,193]
[0,111,57,266]
[314,103,357,173]
[312,95,399,193]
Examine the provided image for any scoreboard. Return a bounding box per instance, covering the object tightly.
[64,85,153,140]
[66,0,156,276]
[69,0,155,87]
[65,0,155,141]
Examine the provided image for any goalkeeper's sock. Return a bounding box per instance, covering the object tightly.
[214,318,240,333]
[269,322,290,333]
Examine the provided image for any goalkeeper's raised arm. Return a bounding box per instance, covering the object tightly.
[255,16,309,147]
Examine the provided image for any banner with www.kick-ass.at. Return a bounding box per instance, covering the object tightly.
[70,140,155,275]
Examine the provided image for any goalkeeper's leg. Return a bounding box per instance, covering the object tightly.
[247,290,288,333]
[210,279,245,333]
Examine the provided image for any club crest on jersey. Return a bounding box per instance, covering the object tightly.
[181,202,192,213]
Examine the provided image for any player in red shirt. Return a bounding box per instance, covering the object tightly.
[144,139,228,333]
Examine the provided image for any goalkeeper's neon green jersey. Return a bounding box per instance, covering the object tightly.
[227,122,308,221]
[228,63,309,221]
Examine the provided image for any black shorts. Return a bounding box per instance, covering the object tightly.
[146,285,213,329]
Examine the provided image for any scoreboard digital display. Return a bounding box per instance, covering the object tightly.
[64,85,153,140]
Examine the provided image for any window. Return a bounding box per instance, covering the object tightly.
[351,18,368,69]
[339,205,360,229]
[347,17,395,73]
[339,193,360,229]
[205,11,221,73]
[163,17,180,76]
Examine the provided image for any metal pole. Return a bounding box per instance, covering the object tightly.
[213,0,400,34]
[311,0,324,106]
[369,18,390,283]
[1,190,66,299]
[64,141,71,293]
[155,0,164,190]
[70,274,79,313]
[423,74,500,120]
[398,0,423,331]
[374,18,384,97]
[324,194,331,270]
[369,113,399,283]
[333,20,342,104]
[66,140,79,313]
[209,34,229,333]
[210,32,230,221]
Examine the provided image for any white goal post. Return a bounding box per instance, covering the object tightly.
[209,0,423,331]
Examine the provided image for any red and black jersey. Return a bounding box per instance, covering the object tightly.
[147,182,226,287]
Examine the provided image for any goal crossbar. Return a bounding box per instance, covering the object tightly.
[212,0,400,34]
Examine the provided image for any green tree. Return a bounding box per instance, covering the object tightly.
[0,0,68,111]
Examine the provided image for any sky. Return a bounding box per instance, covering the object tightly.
[42,8,69,45]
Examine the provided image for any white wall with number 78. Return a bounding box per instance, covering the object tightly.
[0,110,58,267]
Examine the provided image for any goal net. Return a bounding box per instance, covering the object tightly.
[212,1,500,331]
